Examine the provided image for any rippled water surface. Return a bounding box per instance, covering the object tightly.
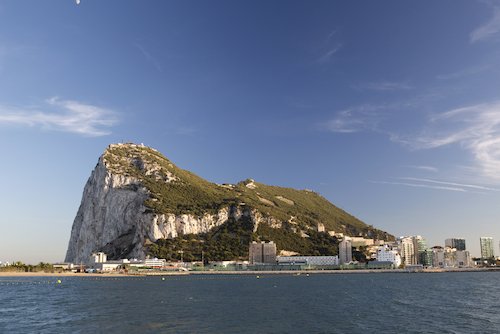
[1,272,500,333]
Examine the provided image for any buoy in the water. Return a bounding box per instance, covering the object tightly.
[56,279,62,284]
[256,275,260,279]
[161,277,165,281]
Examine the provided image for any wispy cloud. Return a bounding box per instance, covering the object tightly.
[404,165,439,173]
[398,177,500,192]
[470,7,500,43]
[326,30,337,42]
[322,104,387,133]
[317,44,342,63]
[436,64,491,80]
[323,108,378,133]
[405,101,500,180]
[353,81,413,92]
[372,176,499,193]
[0,97,118,136]
[134,42,163,72]
[327,95,500,182]
[370,180,467,192]
[322,90,443,135]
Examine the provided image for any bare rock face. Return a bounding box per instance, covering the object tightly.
[65,143,393,264]
[64,145,228,264]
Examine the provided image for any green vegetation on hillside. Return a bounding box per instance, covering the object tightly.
[256,223,339,256]
[148,216,256,262]
[148,217,339,261]
[104,143,394,259]
[105,145,234,216]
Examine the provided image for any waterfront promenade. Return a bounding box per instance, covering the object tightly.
[2,266,499,277]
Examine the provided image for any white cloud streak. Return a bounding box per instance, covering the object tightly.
[134,42,163,72]
[323,104,384,133]
[405,165,439,173]
[407,101,500,180]
[470,7,500,43]
[370,180,466,192]
[325,96,500,182]
[0,97,118,136]
[317,44,342,63]
[398,177,500,192]
[353,81,412,91]
[372,176,498,194]
[436,64,491,80]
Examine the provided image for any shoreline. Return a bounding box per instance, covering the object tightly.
[1,267,499,277]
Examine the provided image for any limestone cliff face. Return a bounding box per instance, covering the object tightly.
[65,145,224,264]
[64,144,274,264]
[65,156,146,264]
[65,143,393,264]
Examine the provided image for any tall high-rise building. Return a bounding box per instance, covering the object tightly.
[249,241,277,264]
[480,237,494,259]
[445,238,466,251]
[397,235,427,266]
[399,236,416,266]
[420,249,434,267]
[414,236,427,264]
[339,237,353,264]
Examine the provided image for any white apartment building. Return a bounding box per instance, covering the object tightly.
[91,252,107,264]
[399,236,416,266]
[375,245,402,268]
[144,258,167,268]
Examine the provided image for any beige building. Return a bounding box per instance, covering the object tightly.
[350,237,375,248]
[455,250,471,267]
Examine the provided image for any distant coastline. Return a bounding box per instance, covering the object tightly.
[1,267,500,277]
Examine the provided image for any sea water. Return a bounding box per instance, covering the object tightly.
[1,272,500,333]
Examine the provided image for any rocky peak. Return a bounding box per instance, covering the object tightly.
[65,143,394,264]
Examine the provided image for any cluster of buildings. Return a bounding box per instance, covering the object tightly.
[362,236,497,269]
[53,252,190,273]
[44,236,499,273]
[248,240,354,269]
[373,237,471,269]
[249,236,499,270]
[88,252,174,272]
[248,238,374,268]
[388,236,497,268]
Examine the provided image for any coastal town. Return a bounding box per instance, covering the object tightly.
[1,235,498,275]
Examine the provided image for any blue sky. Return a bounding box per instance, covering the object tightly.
[1,0,500,263]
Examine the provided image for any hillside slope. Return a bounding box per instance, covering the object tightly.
[65,143,393,263]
